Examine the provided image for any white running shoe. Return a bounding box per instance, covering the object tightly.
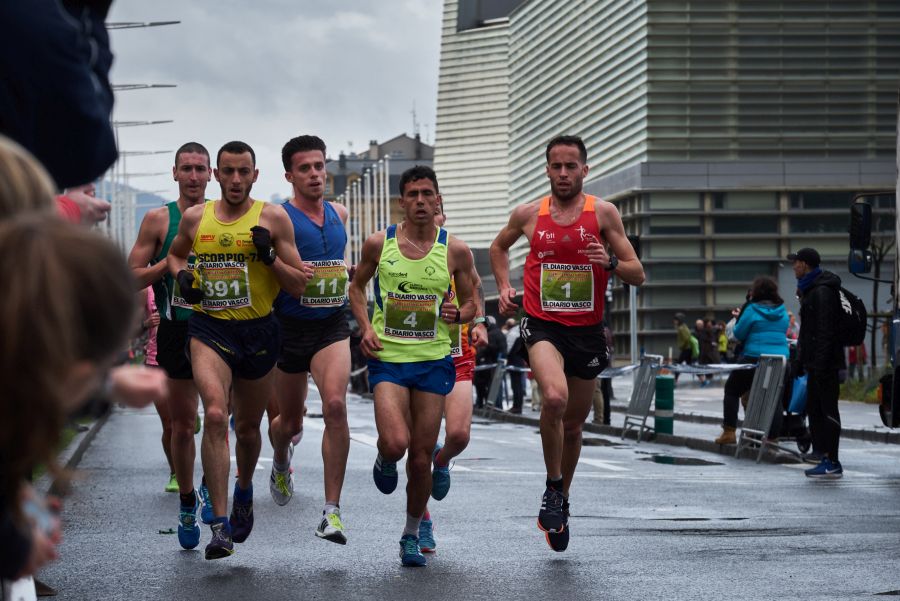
[269,466,294,506]
[315,509,347,545]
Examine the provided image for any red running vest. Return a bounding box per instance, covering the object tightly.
[523,195,609,326]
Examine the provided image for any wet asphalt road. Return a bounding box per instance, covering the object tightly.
[42,388,900,600]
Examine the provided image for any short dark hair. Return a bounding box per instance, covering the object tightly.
[399,165,439,196]
[217,141,255,167]
[174,142,210,168]
[281,135,326,171]
[546,135,587,163]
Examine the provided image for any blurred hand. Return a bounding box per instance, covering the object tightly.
[471,323,488,349]
[65,183,111,225]
[360,328,384,359]
[585,242,610,266]
[440,292,460,325]
[107,365,167,408]
[498,287,519,317]
[144,311,161,329]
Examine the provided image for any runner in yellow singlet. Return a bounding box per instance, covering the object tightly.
[167,141,313,560]
[349,165,476,567]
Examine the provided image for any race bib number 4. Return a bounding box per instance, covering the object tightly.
[301,260,348,307]
[383,292,438,340]
[198,261,251,310]
[540,263,594,312]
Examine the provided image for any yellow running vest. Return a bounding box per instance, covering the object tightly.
[191,200,280,320]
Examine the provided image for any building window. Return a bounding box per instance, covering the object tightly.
[714,239,777,258]
[643,287,705,308]
[646,240,703,258]
[645,263,704,281]
[713,261,774,282]
[713,191,778,210]
[788,215,848,234]
[646,216,702,235]
[713,216,778,233]
[646,192,701,211]
[789,191,855,210]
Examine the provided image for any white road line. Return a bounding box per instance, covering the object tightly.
[578,457,631,472]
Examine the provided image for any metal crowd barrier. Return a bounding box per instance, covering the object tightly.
[734,355,788,462]
[620,354,664,443]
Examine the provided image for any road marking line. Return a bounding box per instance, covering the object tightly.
[578,457,631,472]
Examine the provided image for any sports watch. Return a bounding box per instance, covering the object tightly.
[605,255,619,272]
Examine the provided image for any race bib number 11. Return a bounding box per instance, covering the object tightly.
[301,260,348,307]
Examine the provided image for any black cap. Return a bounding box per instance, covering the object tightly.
[787,247,820,268]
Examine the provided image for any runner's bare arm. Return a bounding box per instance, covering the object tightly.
[166,204,203,278]
[349,232,385,358]
[596,199,644,286]
[263,205,314,298]
[128,207,168,289]
[490,204,531,316]
[448,237,476,324]
[469,251,488,347]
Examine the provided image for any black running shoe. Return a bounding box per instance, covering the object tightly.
[546,497,571,552]
[229,498,254,543]
[537,487,565,533]
[205,522,234,560]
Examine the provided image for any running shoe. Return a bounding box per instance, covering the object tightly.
[315,509,348,545]
[165,473,179,493]
[418,517,436,553]
[804,457,843,479]
[430,444,451,501]
[205,522,234,560]
[177,492,200,550]
[269,466,294,506]
[229,496,254,543]
[545,497,570,552]
[373,455,398,494]
[537,486,566,534]
[399,534,426,567]
[198,482,214,525]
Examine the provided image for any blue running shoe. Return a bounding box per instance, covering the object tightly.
[418,517,436,553]
[804,457,843,479]
[373,455,398,494]
[198,482,214,525]
[399,534,426,567]
[205,522,233,560]
[431,444,451,501]
[177,492,200,550]
[229,496,254,543]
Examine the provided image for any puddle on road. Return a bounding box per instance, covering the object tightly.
[582,437,629,448]
[638,455,724,466]
[306,413,323,418]
[647,517,748,522]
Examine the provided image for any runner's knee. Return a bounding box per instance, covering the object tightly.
[203,406,228,435]
[321,397,347,427]
[444,425,470,451]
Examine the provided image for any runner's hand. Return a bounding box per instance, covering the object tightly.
[585,242,609,266]
[498,287,519,316]
[360,328,383,359]
[440,291,460,324]
[177,269,203,304]
[144,311,160,329]
[250,226,276,265]
[471,323,488,348]
[107,365,168,408]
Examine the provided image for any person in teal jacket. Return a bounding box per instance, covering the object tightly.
[714,276,789,444]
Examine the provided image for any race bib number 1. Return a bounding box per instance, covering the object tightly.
[383,292,438,340]
[198,261,252,310]
[540,263,594,312]
[301,260,348,307]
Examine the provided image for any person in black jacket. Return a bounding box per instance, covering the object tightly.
[474,317,507,408]
[790,247,846,479]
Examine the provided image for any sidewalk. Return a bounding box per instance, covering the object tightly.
[480,373,898,461]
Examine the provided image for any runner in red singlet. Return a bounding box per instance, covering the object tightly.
[490,135,644,552]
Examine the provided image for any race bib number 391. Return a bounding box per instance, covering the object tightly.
[540,263,594,312]
[199,261,252,310]
[383,292,438,340]
[301,260,348,307]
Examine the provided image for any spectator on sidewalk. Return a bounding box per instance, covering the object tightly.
[716,321,730,363]
[474,317,507,408]
[673,313,692,383]
[696,318,718,387]
[848,344,867,382]
[714,276,789,445]
[791,247,846,478]
[503,318,526,413]
[593,321,614,425]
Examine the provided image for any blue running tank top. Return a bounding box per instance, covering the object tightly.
[274,200,349,319]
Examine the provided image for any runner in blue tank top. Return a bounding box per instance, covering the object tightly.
[267,135,352,545]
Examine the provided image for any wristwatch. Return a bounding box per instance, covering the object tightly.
[262,246,276,266]
[605,255,618,272]
[473,316,486,325]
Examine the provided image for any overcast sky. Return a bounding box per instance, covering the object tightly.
[106,1,442,203]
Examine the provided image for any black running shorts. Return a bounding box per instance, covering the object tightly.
[276,309,351,374]
[187,312,281,380]
[520,313,608,380]
[156,318,193,380]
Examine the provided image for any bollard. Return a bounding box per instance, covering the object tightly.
[655,375,675,434]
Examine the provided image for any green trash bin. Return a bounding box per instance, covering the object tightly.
[655,375,675,434]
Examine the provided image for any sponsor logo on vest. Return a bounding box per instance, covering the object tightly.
[387,271,408,278]
[200,234,216,242]
[219,233,234,247]
[398,280,428,293]
[537,230,555,241]
[538,250,555,259]
[425,266,435,276]
[587,357,600,367]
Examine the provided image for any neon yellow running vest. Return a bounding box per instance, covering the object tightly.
[191,200,280,320]
[371,224,451,363]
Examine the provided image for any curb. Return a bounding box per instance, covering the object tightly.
[38,410,111,497]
